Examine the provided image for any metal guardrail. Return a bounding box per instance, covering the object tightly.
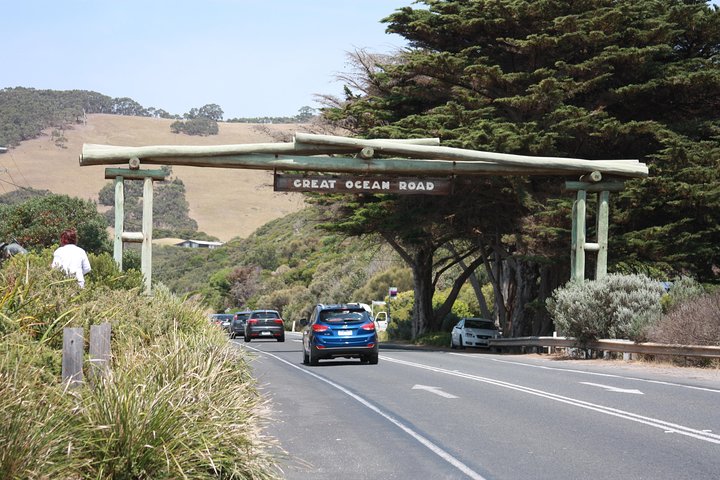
[488,336,720,359]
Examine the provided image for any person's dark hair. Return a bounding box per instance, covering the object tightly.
[60,228,78,246]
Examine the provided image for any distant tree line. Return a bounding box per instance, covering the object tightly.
[0,87,319,146]
[226,106,317,124]
[170,104,223,136]
[0,87,178,147]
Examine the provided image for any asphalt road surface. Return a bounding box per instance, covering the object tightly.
[233,332,720,480]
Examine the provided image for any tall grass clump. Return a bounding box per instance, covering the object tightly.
[1,251,280,479]
[547,274,665,343]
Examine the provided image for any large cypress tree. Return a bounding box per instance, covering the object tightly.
[322,0,720,336]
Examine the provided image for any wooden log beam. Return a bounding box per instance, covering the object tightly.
[565,181,626,192]
[82,152,633,178]
[80,137,439,165]
[294,133,648,178]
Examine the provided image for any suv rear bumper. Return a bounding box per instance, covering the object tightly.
[312,344,377,359]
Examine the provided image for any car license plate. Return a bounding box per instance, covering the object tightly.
[338,330,352,336]
[261,331,272,336]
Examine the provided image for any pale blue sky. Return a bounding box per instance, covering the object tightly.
[2,0,412,118]
[3,1,718,119]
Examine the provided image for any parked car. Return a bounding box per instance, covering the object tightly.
[450,317,500,349]
[209,313,234,334]
[244,309,285,342]
[230,310,251,339]
[301,304,378,365]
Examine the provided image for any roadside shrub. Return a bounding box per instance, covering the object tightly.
[0,359,80,479]
[1,251,280,479]
[415,331,451,347]
[86,251,144,291]
[660,276,705,313]
[547,274,664,343]
[650,290,720,346]
[384,290,414,340]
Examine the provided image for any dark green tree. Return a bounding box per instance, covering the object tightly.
[322,0,720,336]
[0,194,110,253]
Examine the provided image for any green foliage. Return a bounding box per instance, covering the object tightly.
[0,194,110,254]
[351,266,413,304]
[414,331,451,347]
[321,0,720,336]
[384,291,415,340]
[86,252,144,291]
[170,116,219,136]
[0,252,279,478]
[660,275,706,313]
[169,104,225,136]
[548,274,665,343]
[226,106,317,124]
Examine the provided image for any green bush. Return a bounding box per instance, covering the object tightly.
[547,274,665,343]
[0,252,280,478]
[660,276,705,313]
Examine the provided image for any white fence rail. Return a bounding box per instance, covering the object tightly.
[489,336,720,359]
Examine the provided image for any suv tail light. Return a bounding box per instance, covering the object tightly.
[312,324,330,332]
[248,318,258,325]
[273,319,284,325]
[360,322,376,331]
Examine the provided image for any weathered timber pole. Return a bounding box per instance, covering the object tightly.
[566,181,625,282]
[86,152,606,176]
[80,137,439,162]
[142,177,153,294]
[80,133,648,179]
[105,168,168,293]
[596,190,610,280]
[294,133,648,178]
[113,176,124,270]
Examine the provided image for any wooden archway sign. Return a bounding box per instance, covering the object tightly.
[81,133,648,293]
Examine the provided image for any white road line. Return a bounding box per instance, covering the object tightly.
[412,384,459,398]
[580,382,644,395]
[246,345,487,480]
[487,357,720,393]
[382,356,720,445]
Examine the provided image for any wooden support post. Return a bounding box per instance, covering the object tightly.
[142,176,153,294]
[596,190,610,279]
[89,323,111,384]
[571,190,587,282]
[62,327,84,388]
[113,176,124,270]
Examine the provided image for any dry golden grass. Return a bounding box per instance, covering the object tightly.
[2,114,306,241]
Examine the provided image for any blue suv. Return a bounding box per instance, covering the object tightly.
[301,304,378,365]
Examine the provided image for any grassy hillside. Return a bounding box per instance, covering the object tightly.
[1,114,307,241]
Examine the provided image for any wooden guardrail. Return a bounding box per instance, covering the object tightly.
[488,336,720,359]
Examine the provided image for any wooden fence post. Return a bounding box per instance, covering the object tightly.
[89,323,111,384]
[62,327,84,388]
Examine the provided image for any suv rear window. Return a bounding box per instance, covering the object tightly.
[319,309,367,323]
[252,311,280,319]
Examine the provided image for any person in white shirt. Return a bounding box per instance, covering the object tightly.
[51,228,91,288]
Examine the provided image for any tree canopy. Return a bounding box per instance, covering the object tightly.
[321,0,720,336]
[0,194,110,253]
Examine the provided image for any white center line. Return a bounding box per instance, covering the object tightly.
[382,355,720,445]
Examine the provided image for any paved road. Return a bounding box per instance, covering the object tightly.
[234,333,720,480]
